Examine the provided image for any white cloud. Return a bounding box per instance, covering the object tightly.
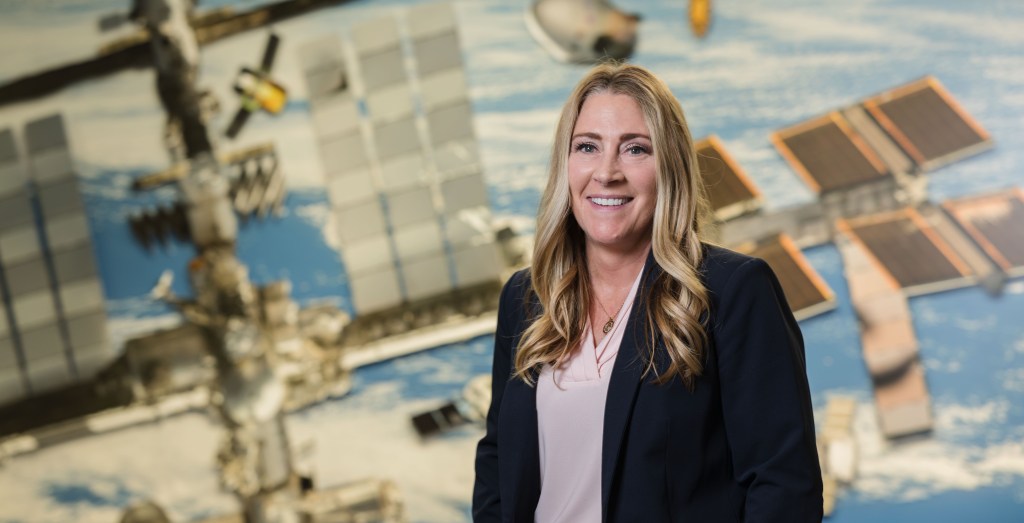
[0,413,234,523]
[953,314,998,332]
[477,109,558,148]
[729,7,929,48]
[886,7,1024,46]
[469,65,579,103]
[476,109,558,173]
[1005,281,1024,296]
[1002,367,1024,393]
[933,401,1009,435]
[292,200,341,253]
[849,398,1024,503]
[0,5,121,84]
[0,372,482,522]
[658,42,891,106]
[288,393,481,522]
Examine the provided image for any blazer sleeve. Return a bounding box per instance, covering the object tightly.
[714,258,823,522]
[472,273,521,521]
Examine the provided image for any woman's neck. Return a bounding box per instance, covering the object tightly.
[584,239,649,345]
[585,239,651,289]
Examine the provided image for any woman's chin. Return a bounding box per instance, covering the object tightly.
[584,233,650,254]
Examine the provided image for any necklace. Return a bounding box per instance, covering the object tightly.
[593,291,627,334]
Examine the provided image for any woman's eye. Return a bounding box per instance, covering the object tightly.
[626,144,650,155]
[574,142,597,153]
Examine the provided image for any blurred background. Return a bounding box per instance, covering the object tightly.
[0,0,1022,522]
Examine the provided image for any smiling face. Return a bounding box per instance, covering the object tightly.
[568,91,658,258]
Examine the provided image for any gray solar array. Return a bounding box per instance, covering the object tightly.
[301,1,501,315]
[0,115,111,405]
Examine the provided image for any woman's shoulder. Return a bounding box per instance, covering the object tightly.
[699,243,793,335]
[699,242,773,296]
[497,268,536,320]
[501,268,533,304]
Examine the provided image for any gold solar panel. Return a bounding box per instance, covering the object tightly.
[840,209,973,294]
[741,233,834,320]
[696,135,761,221]
[772,113,889,194]
[772,76,990,195]
[943,188,1024,275]
[864,77,991,170]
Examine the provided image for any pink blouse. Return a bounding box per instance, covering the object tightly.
[534,268,645,522]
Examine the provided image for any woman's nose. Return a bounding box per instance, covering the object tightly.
[593,153,623,185]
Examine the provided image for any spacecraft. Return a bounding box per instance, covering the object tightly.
[225,33,288,139]
[525,0,640,63]
[689,0,712,38]
[411,374,490,438]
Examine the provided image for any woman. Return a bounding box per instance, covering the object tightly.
[473,63,822,522]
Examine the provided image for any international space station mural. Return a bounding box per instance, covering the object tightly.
[0,0,1023,522]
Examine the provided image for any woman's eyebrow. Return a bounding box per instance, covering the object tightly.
[620,133,651,142]
[571,132,651,141]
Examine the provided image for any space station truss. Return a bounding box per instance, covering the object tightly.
[0,115,111,405]
[772,76,992,195]
[835,221,933,439]
[300,1,500,315]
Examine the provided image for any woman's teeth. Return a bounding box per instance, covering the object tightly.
[591,197,628,206]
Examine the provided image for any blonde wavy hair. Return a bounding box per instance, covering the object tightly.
[513,63,711,388]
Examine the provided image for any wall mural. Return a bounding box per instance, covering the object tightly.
[0,0,1022,521]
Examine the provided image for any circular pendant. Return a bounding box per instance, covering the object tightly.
[602,318,614,334]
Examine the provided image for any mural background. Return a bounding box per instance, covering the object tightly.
[0,0,1023,521]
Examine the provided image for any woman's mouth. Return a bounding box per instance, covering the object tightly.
[589,196,632,207]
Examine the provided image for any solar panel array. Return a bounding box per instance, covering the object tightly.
[839,208,974,295]
[695,135,761,221]
[773,76,992,194]
[943,188,1024,277]
[773,114,888,193]
[300,1,500,315]
[410,3,500,293]
[740,234,834,320]
[865,78,990,170]
[0,115,110,405]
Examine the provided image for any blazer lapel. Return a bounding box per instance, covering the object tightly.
[600,254,661,521]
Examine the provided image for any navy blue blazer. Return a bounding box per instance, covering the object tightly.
[473,244,823,522]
